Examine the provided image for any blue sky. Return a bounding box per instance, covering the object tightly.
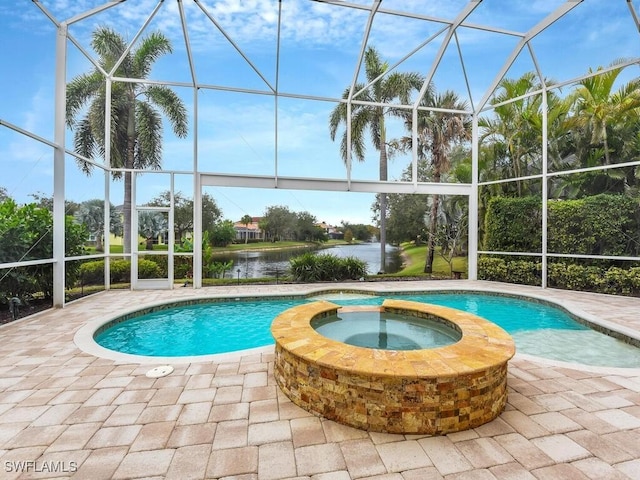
[0,0,638,225]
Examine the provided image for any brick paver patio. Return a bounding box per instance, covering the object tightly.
[0,280,639,479]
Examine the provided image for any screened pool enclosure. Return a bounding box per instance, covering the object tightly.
[1,1,639,307]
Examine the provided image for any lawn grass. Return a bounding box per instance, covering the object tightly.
[397,242,468,277]
[213,239,351,253]
[83,239,352,255]
[85,244,164,254]
[215,240,314,252]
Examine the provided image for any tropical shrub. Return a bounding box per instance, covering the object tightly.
[174,257,192,279]
[290,252,366,282]
[79,259,130,284]
[78,260,105,285]
[206,260,234,279]
[134,255,192,280]
[505,260,541,286]
[290,253,320,282]
[110,259,131,283]
[138,258,162,279]
[146,255,168,277]
[339,256,368,280]
[0,199,87,300]
[78,258,165,283]
[477,257,508,281]
[478,258,541,287]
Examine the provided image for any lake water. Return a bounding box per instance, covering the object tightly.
[214,242,402,279]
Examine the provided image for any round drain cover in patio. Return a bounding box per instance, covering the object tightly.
[145,365,174,378]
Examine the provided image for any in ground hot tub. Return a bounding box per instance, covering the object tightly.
[271,299,515,435]
[312,306,462,350]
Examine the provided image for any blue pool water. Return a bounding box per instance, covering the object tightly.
[94,292,640,367]
[312,310,462,350]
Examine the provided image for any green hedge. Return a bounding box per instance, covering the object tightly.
[484,197,542,252]
[478,257,640,296]
[548,195,638,255]
[134,256,190,279]
[78,259,162,284]
[484,194,640,257]
[477,257,541,286]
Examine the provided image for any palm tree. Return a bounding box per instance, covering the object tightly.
[138,211,168,251]
[66,26,188,254]
[403,90,471,273]
[240,214,253,244]
[74,199,123,252]
[329,46,422,272]
[479,73,543,196]
[570,60,640,166]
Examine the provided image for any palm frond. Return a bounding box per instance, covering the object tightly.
[135,102,163,170]
[66,72,105,128]
[133,32,173,79]
[74,118,97,173]
[91,26,130,73]
[145,85,188,138]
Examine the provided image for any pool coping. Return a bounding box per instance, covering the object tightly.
[73,284,640,373]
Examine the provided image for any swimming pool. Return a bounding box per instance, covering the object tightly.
[93,291,640,368]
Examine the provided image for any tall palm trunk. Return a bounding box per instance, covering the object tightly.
[123,93,136,254]
[603,133,611,164]
[511,140,523,197]
[425,168,441,273]
[378,118,388,273]
[379,195,387,273]
[95,229,104,252]
[425,193,439,273]
[123,172,132,254]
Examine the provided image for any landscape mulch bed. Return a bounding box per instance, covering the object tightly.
[0,298,53,324]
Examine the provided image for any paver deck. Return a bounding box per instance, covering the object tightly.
[1,280,639,479]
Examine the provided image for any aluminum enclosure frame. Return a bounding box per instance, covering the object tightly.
[1,0,638,305]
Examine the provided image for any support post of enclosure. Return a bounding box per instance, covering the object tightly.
[467,114,479,280]
[541,88,549,289]
[193,175,202,289]
[193,86,202,289]
[52,23,68,307]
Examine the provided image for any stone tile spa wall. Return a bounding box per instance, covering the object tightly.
[271,299,516,435]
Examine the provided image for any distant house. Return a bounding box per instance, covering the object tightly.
[316,221,344,240]
[234,217,264,242]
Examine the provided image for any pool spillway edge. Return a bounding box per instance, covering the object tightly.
[271,299,516,435]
